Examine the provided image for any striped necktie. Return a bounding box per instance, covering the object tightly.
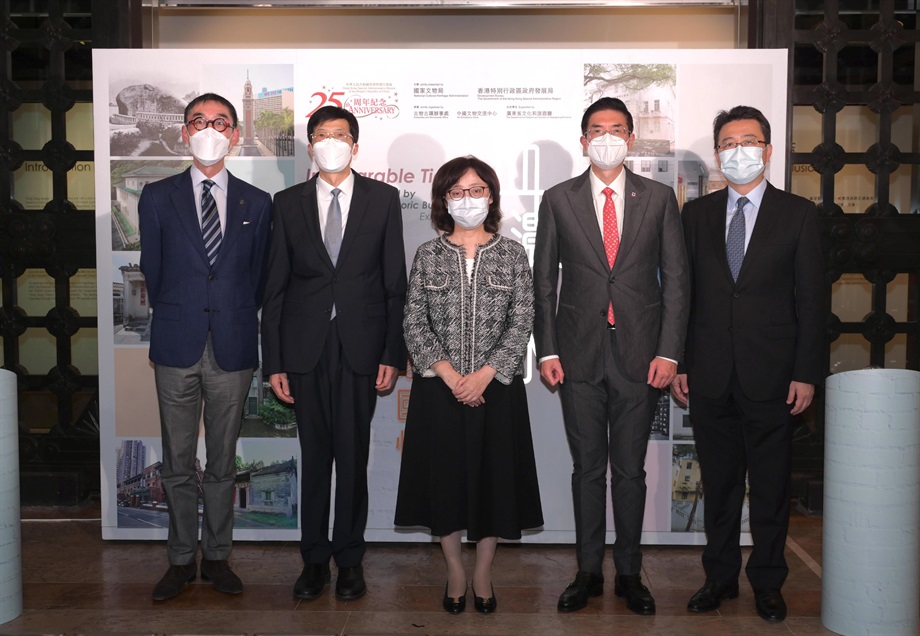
[201,179,222,267]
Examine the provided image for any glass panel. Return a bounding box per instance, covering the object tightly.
[888,273,909,322]
[891,163,916,215]
[793,44,823,86]
[65,42,93,83]
[834,164,876,214]
[10,46,50,84]
[70,269,98,317]
[837,106,876,153]
[17,269,56,316]
[66,102,94,151]
[885,334,907,369]
[892,106,917,153]
[830,333,871,374]
[72,328,98,375]
[11,161,53,209]
[19,391,58,433]
[791,105,821,154]
[11,103,51,150]
[893,43,916,86]
[838,45,878,86]
[20,327,56,375]
[790,162,821,207]
[68,161,95,210]
[832,273,872,322]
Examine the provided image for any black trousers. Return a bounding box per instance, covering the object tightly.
[288,318,377,568]
[690,371,793,591]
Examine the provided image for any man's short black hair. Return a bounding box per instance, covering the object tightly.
[184,93,238,128]
[712,105,772,149]
[581,97,634,135]
[307,106,360,144]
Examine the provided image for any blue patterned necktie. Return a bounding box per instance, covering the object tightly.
[726,196,748,282]
[201,179,221,267]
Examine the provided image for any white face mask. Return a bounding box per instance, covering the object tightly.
[447,196,490,230]
[312,138,354,173]
[188,127,231,167]
[587,133,629,170]
[719,145,765,185]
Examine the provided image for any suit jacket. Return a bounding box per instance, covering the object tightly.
[139,167,272,372]
[533,167,690,383]
[260,171,407,377]
[681,181,826,401]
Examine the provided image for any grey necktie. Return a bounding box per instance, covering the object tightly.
[201,179,221,267]
[324,188,342,265]
[325,188,342,319]
[726,196,748,282]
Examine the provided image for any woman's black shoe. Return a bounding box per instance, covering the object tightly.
[442,584,466,614]
[473,585,497,614]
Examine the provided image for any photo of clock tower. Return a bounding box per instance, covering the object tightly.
[242,70,254,144]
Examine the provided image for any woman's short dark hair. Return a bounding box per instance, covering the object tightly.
[307,105,360,143]
[430,156,502,235]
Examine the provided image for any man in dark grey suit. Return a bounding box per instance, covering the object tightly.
[672,105,825,623]
[140,93,272,601]
[533,97,689,615]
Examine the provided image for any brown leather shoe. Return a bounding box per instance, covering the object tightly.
[152,562,196,601]
[200,558,243,595]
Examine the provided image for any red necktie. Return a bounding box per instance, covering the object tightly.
[602,187,620,325]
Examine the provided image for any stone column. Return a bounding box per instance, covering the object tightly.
[822,369,920,636]
[0,369,22,624]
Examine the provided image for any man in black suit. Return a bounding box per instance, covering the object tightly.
[261,106,407,601]
[533,97,690,615]
[140,92,272,601]
[672,105,825,623]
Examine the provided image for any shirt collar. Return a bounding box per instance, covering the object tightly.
[190,165,229,192]
[588,167,626,200]
[727,178,767,212]
[317,170,355,198]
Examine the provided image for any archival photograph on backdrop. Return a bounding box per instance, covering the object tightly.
[115,438,299,531]
[94,48,787,543]
[671,444,750,533]
[106,63,294,159]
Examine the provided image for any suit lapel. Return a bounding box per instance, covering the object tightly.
[564,170,608,269]
[217,172,246,265]
[737,182,779,283]
[702,187,734,284]
[614,169,647,268]
[337,171,367,268]
[168,168,210,266]
[300,175,332,270]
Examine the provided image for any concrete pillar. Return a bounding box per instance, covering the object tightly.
[0,369,22,624]
[822,369,920,636]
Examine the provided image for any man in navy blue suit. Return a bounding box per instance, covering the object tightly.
[139,92,272,601]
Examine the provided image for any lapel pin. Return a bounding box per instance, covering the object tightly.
[240,198,246,205]
[631,192,637,198]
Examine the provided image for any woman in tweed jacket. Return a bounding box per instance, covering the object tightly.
[394,156,543,615]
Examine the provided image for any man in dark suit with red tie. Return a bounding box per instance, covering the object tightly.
[260,106,407,601]
[672,105,825,623]
[140,93,272,601]
[533,97,690,615]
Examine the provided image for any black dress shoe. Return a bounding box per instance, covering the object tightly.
[200,559,243,595]
[687,580,739,612]
[557,571,604,612]
[614,574,656,615]
[442,583,466,614]
[152,562,196,601]
[293,563,331,600]
[754,588,786,622]
[336,565,367,600]
[473,585,497,614]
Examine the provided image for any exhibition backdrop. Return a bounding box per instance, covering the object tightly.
[93,48,787,543]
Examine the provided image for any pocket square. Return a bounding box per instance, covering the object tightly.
[243,220,251,225]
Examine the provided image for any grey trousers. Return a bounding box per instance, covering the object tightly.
[154,337,253,565]
[559,328,657,576]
